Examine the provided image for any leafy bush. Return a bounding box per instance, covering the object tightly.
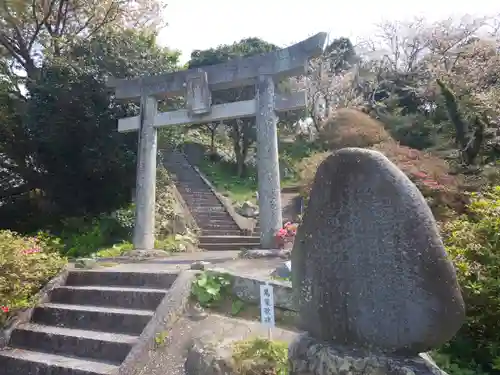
[432,351,491,375]
[93,241,134,258]
[319,108,392,149]
[378,113,437,150]
[191,271,232,307]
[0,230,66,326]
[441,186,500,373]
[58,213,130,258]
[156,232,198,252]
[232,338,288,375]
[300,111,464,220]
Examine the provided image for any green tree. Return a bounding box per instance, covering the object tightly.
[0,0,166,82]
[0,29,180,231]
[187,38,279,177]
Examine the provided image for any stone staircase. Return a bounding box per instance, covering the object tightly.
[164,150,260,251]
[0,269,177,375]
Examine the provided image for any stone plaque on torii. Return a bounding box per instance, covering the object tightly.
[106,32,327,251]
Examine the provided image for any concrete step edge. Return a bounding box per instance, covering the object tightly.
[0,348,118,374]
[199,236,260,239]
[56,285,169,293]
[15,323,138,343]
[39,303,154,316]
[65,271,178,289]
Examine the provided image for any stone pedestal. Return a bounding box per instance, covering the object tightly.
[289,333,448,375]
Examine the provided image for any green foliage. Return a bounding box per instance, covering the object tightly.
[155,232,197,252]
[437,79,468,148]
[189,38,278,67]
[279,138,323,184]
[379,113,437,150]
[23,61,137,219]
[158,126,187,150]
[232,338,288,375]
[198,156,257,204]
[113,205,136,236]
[231,299,245,316]
[154,331,169,349]
[188,38,279,177]
[93,241,134,258]
[57,210,132,258]
[0,28,180,232]
[432,351,491,375]
[324,37,357,73]
[155,167,176,239]
[0,230,66,326]
[441,186,500,373]
[71,29,180,80]
[191,271,232,307]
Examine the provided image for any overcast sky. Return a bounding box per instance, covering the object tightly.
[158,0,500,63]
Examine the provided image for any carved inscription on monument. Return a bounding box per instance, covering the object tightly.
[186,69,212,116]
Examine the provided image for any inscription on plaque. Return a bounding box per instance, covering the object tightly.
[186,69,212,115]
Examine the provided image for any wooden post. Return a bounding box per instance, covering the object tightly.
[133,95,158,250]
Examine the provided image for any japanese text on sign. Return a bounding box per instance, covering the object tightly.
[259,282,275,327]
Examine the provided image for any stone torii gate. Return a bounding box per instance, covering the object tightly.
[107,32,327,251]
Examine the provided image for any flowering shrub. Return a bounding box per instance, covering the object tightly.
[0,230,66,327]
[275,222,298,249]
[440,187,500,374]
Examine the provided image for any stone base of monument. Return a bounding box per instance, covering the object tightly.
[239,248,291,259]
[122,249,171,258]
[288,333,447,375]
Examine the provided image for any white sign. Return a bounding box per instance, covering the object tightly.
[260,282,275,328]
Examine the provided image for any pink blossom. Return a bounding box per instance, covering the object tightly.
[22,247,42,255]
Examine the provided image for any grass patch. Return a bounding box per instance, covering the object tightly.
[93,241,134,258]
[195,139,324,204]
[232,337,288,375]
[197,157,258,204]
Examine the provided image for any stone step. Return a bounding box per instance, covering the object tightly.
[176,188,213,194]
[176,187,211,193]
[179,194,218,200]
[194,212,233,219]
[198,228,243,236]
[9,323,137,364]
[199,236,261,245]
[183,197,221,204]
[0,348,118,375]
[197,224,240,231]
[201,230,243,236]
[32,303,153,336]
[65,271,177,289]
[190,207,226,213]
[196,218,236,224]
[50,286,167,310]
[199,243,260,251]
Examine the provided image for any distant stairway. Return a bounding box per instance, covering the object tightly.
[164,150,260,251]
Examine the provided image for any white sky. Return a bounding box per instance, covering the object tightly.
[158,0,500,63]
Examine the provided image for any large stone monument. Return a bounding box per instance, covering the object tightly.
[106,33,327,250]
[289,148,465,374]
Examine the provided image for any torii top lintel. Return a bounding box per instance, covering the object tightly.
[106,32,328,100]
